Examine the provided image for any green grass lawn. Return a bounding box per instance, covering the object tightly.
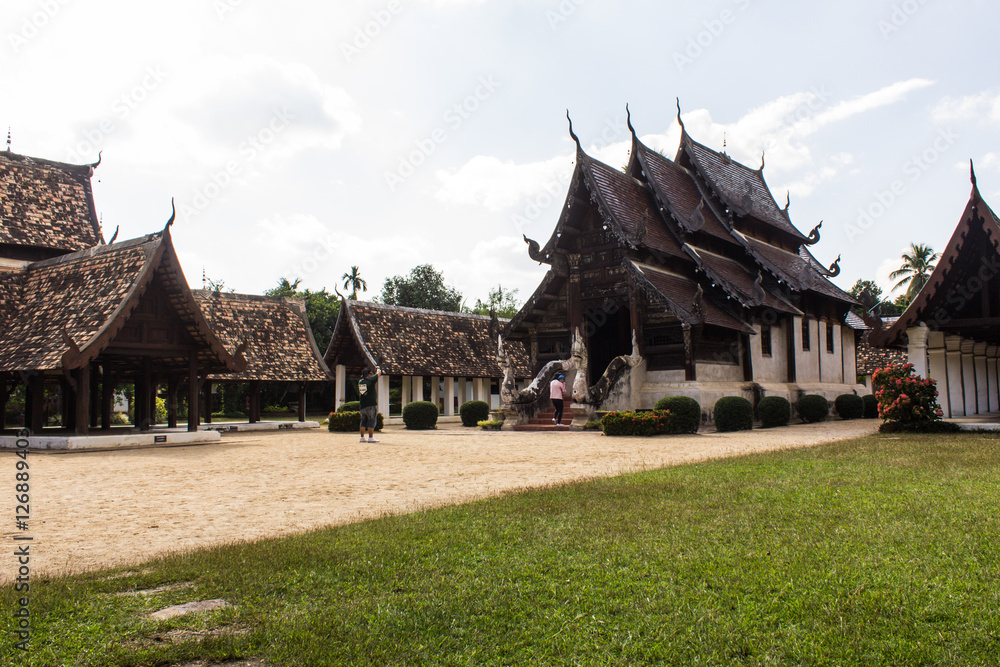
[4,432,1000,666]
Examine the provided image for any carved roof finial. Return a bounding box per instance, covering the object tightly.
[971,159,978,187]
[784,191,790,212]
[626,103,635,137]
[566,109,581,150]
[166,197,176,227]
[828,254,841,277]
[108,225,119,245]
[759,150,765,172]
[675,98,686,134]
[806,220,822,245]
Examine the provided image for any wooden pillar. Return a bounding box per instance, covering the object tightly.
[89,365,100,428]
[187,354,200,433]
[298,383,306,422]
[27,373,44,434]
[74,365,91,436]
[167,377,180,429]
[0,374,11,431]
[203,380,213,424]
[101,372,115,430]
[249,380,261,423]
[60,375,73,431]
[567,254,583,337]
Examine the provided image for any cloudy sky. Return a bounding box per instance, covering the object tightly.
[3,0,998,308]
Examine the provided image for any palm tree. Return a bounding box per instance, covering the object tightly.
[889,243,939,299]
[341,266,367,300]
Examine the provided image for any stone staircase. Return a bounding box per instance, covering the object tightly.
[512,406,575,432]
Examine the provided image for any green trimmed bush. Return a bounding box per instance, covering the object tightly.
[403,401,439,430]
[862,393,879,419]
[654,396,701,433]
[337,401,361,413]
[601,411,676,436]
[835,393,865,420]
[460,400,491,427]
[713,396,753,432]
[327,411,383,432]
[758,396,791,428]
[797,394,830,423]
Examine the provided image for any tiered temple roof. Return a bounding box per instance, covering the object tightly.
[0,228,242,375]
[0,150,104,257]
[326,300,531,378]
[193,290,332,382]
[508,108,857,343]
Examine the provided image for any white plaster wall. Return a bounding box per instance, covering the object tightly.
[696,362,743,382]
[841,327,857,385]
[751,323,788,383]
[795,317,820,383]
[820,322,844,384]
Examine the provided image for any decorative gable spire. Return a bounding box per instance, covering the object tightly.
[566,109,581,151]
[971,159,978,187]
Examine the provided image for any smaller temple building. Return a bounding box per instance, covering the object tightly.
[325,300,531,417]
[871,165,1000,418]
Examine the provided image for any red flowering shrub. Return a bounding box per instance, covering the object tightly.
[601,410,676,436]
[871,363,944,425]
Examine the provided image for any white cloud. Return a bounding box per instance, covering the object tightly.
[434,154,572,211]
[933,90,1000,123]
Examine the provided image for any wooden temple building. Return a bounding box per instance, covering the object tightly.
[507,108,865,415]
[871,165,1000,418]
[0,149,329,436]
[324,300,531,416]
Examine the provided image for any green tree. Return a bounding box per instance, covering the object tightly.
[380,264,463,312]
[341,266,367,300]
[889,243,939,299]
[468,284,521,318]
[848,279,883,315]
[264,278,340,353]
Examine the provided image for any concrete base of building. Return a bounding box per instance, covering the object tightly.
[0,430,222,452]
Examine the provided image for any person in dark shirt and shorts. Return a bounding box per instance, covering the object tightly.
[358,366,381,443]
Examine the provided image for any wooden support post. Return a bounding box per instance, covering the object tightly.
[249,381,261,424]
[27,373,44,434]
[61,374,73,431]
[188,355,200,433]
[203,380,214,424]
[298,383,307,422]
[89,365,100,428]
[0,374,11,432]
[786,316,797,383]
[167,377,179,429]
[74,365,91,436]
[101,372,115,430]
[683,324,697,382]
[742,333,754,383]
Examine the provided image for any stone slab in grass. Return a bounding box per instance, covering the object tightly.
[149,598,230,620]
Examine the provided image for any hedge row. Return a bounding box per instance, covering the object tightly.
[327,411,384,432]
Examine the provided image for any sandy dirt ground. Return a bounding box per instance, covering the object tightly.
[1,420,879,582]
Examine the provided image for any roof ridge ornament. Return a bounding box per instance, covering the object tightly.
[688,199,705,232]
[747,272,766,307]
[784,191,790,213]
[971,158,978,187]
[806,220,822,245]
[523,234,547,264]
[675,98,686,134]
[626,103,636,138]
[166,197,176,227]
[759,150,765,172]
[108,225,119,245]
[827,254,841,277]
[566,109,581,151]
